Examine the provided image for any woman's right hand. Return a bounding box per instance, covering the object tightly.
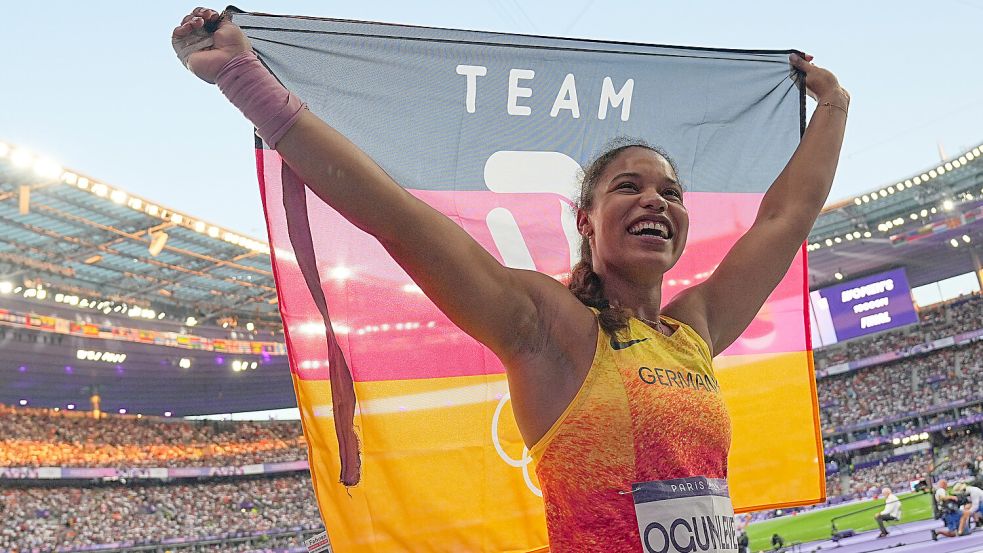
[171,7,251,84]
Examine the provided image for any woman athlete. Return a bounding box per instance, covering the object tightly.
[173,8,848,551]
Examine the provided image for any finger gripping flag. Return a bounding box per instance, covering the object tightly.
[230,8,823,551]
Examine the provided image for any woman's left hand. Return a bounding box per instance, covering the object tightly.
[790,53,849,105]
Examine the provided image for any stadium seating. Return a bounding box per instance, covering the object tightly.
[842,454,931,497]
[0,474,323,553]
[0,409,323,551]
[0,406,306,468]
[818,340,982,429]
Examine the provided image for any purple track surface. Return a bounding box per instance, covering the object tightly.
[792,520,983,553]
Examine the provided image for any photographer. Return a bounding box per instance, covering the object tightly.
[932,479,964,540]
[954,483,983,536]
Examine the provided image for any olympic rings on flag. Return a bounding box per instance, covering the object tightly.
[492,392,542,497]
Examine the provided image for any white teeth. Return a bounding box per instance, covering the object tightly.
[628,220,670,238]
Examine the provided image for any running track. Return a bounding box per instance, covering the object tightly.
[791,519,983,553]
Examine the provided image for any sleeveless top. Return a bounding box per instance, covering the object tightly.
[529,313,731,552]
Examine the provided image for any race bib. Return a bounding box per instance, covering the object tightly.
[632,476,737,553]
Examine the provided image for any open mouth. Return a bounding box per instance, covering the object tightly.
[627,220,673,240]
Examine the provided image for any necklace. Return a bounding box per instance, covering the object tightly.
[637,314,673,337]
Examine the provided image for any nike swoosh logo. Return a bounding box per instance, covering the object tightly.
[610,336,651,350]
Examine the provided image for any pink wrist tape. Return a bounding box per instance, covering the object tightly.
[216,52,305,148]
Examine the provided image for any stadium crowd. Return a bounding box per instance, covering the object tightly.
[920,293,983,340]
[0,406,306,468]
[825,473,843,498]
[843,455,931,497]
[0,474,323,552]
[818,340,983,429]
[939,432,983,478]
[814,293,982,368]
[826,432,982,500]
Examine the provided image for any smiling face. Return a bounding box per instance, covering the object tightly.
[576,146,689,283]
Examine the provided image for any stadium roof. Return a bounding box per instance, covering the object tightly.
[0,140,280,331]
[807,141,983,291]
[3,137,981,324]
[0,140,296,415]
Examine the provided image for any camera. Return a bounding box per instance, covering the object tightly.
[940,493,970,515]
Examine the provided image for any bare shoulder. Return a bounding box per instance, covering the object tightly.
[662,285,714,355]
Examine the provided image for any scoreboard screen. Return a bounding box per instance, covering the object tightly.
[809,267,919,347]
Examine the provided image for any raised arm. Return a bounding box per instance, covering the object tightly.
[670,54,849,356]
[276,113,560,358]
[172,9,567,360]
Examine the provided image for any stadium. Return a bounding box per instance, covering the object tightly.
[2,131,981,551]
[2,4,983,549]
[0,139,322,552]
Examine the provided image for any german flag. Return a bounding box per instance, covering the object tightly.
[233,9,822,551]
